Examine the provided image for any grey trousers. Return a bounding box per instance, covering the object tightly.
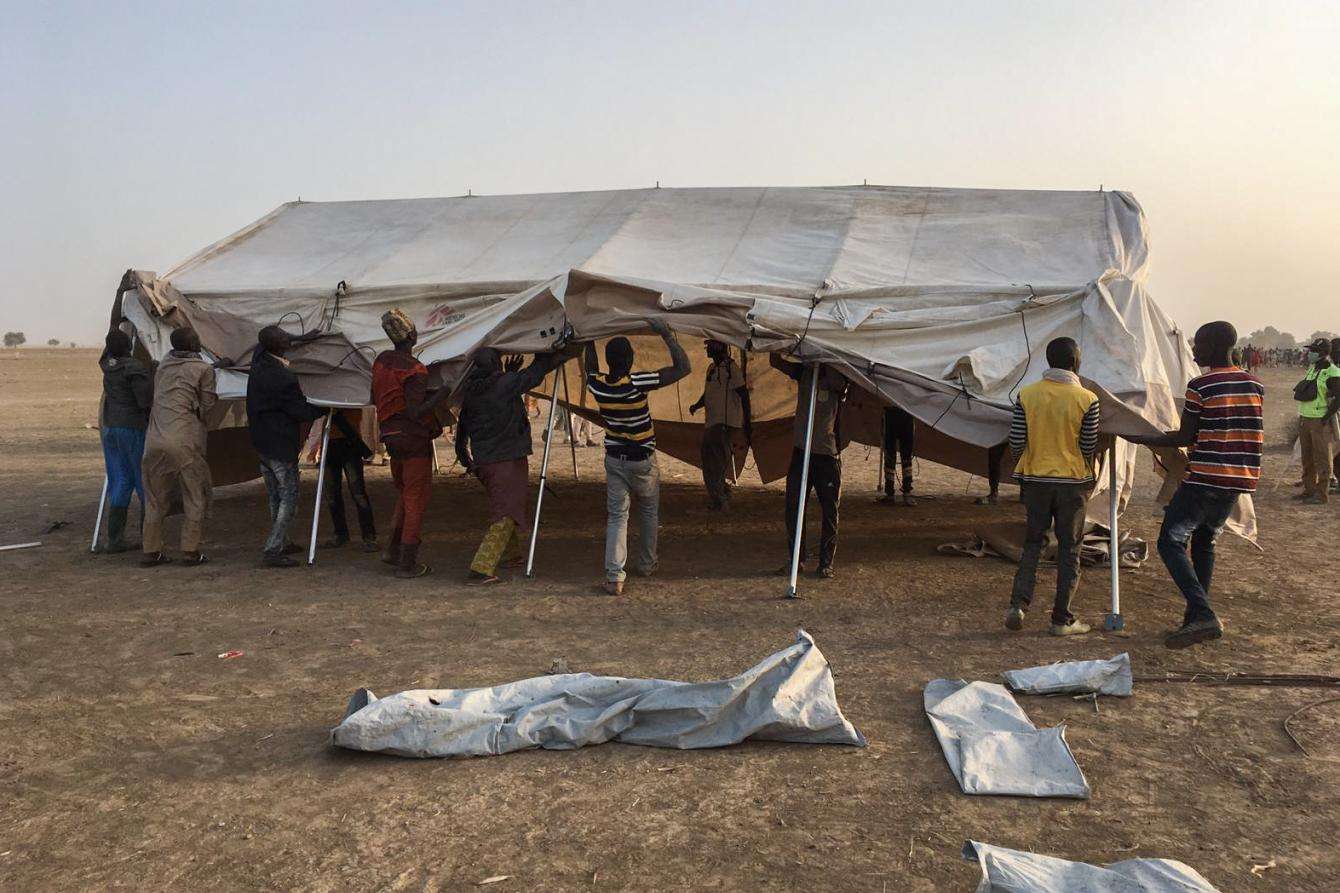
[604,453,660,582]
[260,456,301,555]
[1009,480,1088,625]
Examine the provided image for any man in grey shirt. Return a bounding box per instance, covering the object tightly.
[770,354,848,578]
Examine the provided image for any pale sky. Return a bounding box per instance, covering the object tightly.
[2,0,1337,345]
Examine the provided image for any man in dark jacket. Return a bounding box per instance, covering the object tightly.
[98,329,154,553]
[456,344,576,583]
[246,325,326,567]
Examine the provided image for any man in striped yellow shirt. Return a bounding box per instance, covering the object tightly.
[584,319,691,595]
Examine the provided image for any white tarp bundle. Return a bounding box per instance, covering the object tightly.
[331,630,865,758]
[1002,653,1134,697]
[963,840,1222,892]
[120,184,1195,452]
[924,679,1089,798]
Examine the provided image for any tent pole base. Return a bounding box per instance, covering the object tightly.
[1103,613,1125,631]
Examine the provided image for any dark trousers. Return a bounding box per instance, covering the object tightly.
[325,438,376,541]
[785,448,841,569]
[700,424,737,508]
[1156,483,1238,625]
[1010,480,1089,624]
[882,407,914,493]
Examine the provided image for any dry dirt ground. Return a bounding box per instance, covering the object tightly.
[1,349,1337,892]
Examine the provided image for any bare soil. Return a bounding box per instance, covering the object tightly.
[1,349,1336,891]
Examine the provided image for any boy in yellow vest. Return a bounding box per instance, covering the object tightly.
[1006,337,1100,636]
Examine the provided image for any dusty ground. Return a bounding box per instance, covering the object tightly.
[1,348,1337,892]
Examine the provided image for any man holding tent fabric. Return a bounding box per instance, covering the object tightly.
[247,325,327,567]
[1127,321,1264,648]
[584,319,691,595]
[98,329,153,553]
[140,327,217,567]
[456,344,576,584]
[770,355,848,579]
[688,339,751,511]
[372,309,452,579]
[1005,337,1099,637]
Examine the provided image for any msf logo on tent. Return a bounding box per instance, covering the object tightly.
[426,304,466,329]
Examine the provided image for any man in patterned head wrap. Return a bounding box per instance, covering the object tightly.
[371,309,451,578]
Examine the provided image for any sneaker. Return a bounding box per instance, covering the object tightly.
[901,494,918,507]
[1164,616,1224,650]
[281,542,304,556]
[634,564,658,578]
[975,494,999,506]
[1049,619,1091,637]
[1005,607,1025,631]
[466,571,502,585]
[139,552,172,567]
[815,565,835,579]
[600,580,624,596]
[321,535,349,549]
[360,539,380,553]
[181,551,209,567]
[263,553,299,568]
[876,493,899,506]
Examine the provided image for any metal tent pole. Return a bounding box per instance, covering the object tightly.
[90,476,109,552]
[306,409,334,566]
[524,369,564,578]
[786,364,821,599]
[560,366,579,480]
[1104,443,1125,630]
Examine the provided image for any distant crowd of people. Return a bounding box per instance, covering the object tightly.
[104,313,1340,652]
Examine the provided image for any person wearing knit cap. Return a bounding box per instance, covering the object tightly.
[371,309,452,578]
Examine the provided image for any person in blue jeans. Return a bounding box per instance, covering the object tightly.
[98,330,153,553]
[1126,321,1264,649]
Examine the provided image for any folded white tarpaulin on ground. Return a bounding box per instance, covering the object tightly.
[963,840,1222,892]
[116,184,1200,491]
[1003,653,1134,697]
[331,630,865,758]
[924,679,1089,798]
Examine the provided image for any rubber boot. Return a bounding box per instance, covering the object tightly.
[104,506,129,553]
[382,527,403,566]
[395,542,429,579]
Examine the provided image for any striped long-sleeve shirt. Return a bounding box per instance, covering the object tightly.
[1010,369,1101,484]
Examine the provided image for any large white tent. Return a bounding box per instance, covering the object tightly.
[110,184,1229,605]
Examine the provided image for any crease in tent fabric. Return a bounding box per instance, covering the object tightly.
[1001,653,1134,697]
[710,187,770,285]
[899,187,933,285]
[962,840,1223,892]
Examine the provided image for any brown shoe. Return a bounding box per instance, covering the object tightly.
[600,580,624,596]
[394,543,430,579]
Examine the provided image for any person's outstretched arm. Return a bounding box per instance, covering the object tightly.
[769,352,803,382]
[643,318,690,388]
[1124,406,1199,448]
[583,340,601,377]
[1078,399,1100,461]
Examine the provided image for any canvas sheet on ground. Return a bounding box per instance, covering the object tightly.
[330,630,866,758]
[963,840,1222,893]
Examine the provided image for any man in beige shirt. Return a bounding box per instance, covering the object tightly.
[689,340,752,510]
[141,327,218,566]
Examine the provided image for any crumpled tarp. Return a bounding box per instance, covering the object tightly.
[1003,653,1134,697]
[925,680,1089,798]
[963,840,1222,892]
[331,630,866,758]
[936,524,1148,567]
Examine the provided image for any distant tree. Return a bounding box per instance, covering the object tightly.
[1244,327,1296,349]
[1308,330,1337,344]
[3,331,25,348]
[47,338,60,346]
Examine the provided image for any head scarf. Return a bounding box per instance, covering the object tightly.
[381,308,416,344]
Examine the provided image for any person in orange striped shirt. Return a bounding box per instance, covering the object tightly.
[1127,321,1263,649]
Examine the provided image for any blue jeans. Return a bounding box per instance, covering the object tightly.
[604,454,660,582]
[259,457,301,555]
[101,427,146,509]
[1157,484,1239,624]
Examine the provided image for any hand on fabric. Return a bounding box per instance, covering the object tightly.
[688,401,703,415]
[645,317,671,337]
[503,354,525,373]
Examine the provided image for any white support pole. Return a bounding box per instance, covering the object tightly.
[306,409,334,566]
[786,364,821,599]
[1104,442,1125,630]
[560,366,579,480]
[90,476,109,552]
[524,369,564,578]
